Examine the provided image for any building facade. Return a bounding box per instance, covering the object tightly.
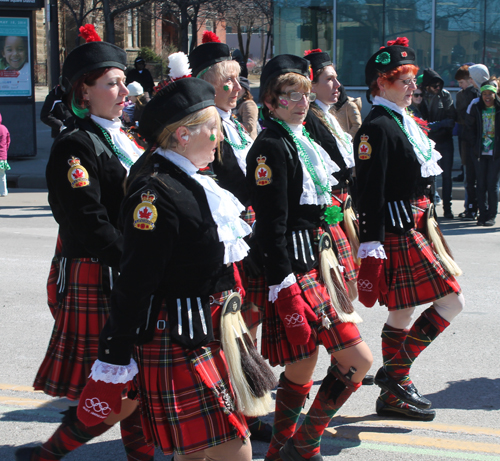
[274,0,500,88]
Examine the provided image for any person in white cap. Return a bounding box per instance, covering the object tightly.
[124,81,149,126]
[468,64,490,89]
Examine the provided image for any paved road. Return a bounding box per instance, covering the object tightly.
[1,191,499,460]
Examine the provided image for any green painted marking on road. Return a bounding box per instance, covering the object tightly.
[322,438,500,460]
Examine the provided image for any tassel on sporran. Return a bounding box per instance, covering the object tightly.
[318,232,363,324]
[220,292,275,416]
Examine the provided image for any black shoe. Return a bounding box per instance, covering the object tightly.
[248,418,273,443]
[362,374,375,385]
[452,174,464,182]
[484,218,496,227]
[280,438,324,461]
[443,211,454,219]
[15,447,36,461]
[458,211,476,221]
[376,398,436,421]
[374,367,432,409]
[477,220,485,226]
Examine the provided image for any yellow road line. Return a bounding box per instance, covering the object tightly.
[0,383,40,393]
[0,396,51,408]
[327,427,500,455]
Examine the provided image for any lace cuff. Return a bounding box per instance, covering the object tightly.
[268,273,297,302]
[358,241,387,259]
[89,358,139,384]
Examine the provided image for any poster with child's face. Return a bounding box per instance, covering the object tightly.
[0,17,31,97]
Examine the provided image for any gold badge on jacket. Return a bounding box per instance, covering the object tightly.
[255,155,272,186]
[358,134,372,160]
[133,191,158,231]
[67,157,90,188]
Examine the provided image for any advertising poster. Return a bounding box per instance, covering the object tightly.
[0,17,31,97]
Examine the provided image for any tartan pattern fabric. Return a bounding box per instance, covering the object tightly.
[379,324,409,407]
[291,366,361,458]
[47,234,63,319]
[266,373,312,461]
[261,268,362,367]
[33,259,112,400]
[379,196,461,310]
[241,205,256,227]
[328,222,358,283]
[32,413,112,460]
[120,406,155,460]
[134,297,249,456]
[385,307,450,384]
[241,274,266,330]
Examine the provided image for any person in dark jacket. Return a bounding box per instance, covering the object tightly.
[126,57,155,96]
[40,84,73,138]
[465,79,500,226]
[455,65,481,220]
[16,29,148,461]
[420,68,457,219]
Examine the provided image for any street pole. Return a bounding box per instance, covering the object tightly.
[45,0,60,88]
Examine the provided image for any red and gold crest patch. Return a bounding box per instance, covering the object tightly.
[255,155,272,186]
[133,191,158,231]
[67,157,90,188]
[358,134,372,160]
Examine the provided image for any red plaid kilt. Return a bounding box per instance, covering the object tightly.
[33,258,112,400]
[379,196,461,310]
[261,268,362,367]
[241,205,255,227]
[331,189,359,282]
[134,293,250,456]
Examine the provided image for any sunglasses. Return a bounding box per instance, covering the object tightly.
[413,93,423,97]
[281,91,316,102]
[431,83,441,89]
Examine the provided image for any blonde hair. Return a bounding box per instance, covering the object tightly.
[200,60,241,86]
[156,105,222,160]
[261,73,311,119]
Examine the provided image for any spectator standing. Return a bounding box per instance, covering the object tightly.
[0,112,10,196]
[465,80,500,226]
[421,68,457,219]
[455,65,481,220]
[126,57,155,96]
[330,85,362,138]
[124,81,150,126]
[408,87,424,119]
[40,84,73,137]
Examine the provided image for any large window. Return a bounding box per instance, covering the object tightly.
[435,0,484,86]
[274,0,498,87]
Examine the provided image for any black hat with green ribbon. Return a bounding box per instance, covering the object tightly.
[365,37,415,87]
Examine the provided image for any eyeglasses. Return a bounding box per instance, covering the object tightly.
[281,91,316,102]
[413,93,423,97]
[398,77,417,86]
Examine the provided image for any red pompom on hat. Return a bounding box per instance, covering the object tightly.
[304,48,322,56]
[382,36,409,49]
[78,24,101,43]
[202,31,221,43]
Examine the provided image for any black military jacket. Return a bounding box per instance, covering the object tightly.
[246,119,325,286]
[46,117,126,267]
[354,105,433,243]
[99,154,234,364]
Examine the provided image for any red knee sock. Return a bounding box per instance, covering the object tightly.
[31,407,112,461]
[380,323,408,405]
[385,307,450,385]
[120,406,155,461]
[291,366,361,459]
[265,373,312,461]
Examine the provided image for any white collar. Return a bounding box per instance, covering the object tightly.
[216,107,232,121]
[90,114,122,132]
[315,99,331,113]
[372,96,405,115]
[155,148,198,176]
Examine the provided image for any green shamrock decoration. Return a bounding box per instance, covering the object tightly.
[375,52,391,65]
[324,205,344,225]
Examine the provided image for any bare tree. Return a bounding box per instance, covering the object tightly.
[61,0,102,46]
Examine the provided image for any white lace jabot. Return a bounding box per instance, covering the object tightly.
[372,96,442,178]
[155,148,251,264]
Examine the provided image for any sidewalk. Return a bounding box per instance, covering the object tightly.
[7,84,466,201]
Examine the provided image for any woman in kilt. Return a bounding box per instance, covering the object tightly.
[354,37,464,421]
[246,54,373,461]
[74,77,254,460]
[303,49,359,301]
[16,27,148,461]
